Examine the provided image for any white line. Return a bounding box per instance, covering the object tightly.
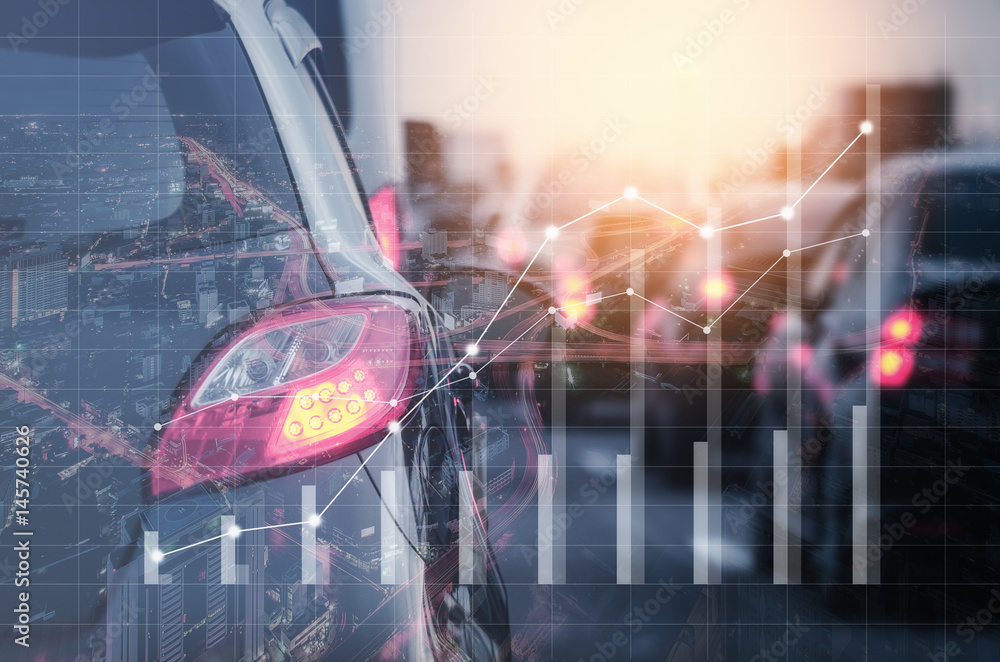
[788,231,867,253]
[162,534,225,558]
[714,130,867,235]
[475,238,550,345]
[635,196,702,231]
[318,348,470,519]
[557,195,627,231]
[718,213,785,232]
[792,130,866,208]
[475,196,627,346]
[400,379,471,403]
[158,408,202,427]
[242,520,302,534]
[632,294,704,330]
[553,291,627,311]
[710,256,785,328]
[476,314,552,371]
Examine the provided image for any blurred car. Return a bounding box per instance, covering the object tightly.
[756,151,1000,586]
[0,0,508,660]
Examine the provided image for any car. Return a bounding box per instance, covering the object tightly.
[0,1,508,660]
[752,151,1000,616]
[287,0,412,271]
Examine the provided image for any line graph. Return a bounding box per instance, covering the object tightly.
[149,122,872,563]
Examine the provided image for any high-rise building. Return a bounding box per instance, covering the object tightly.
[3,251,69,328]
[0,259,10,329]
[475,271,509,308]
[422,229,447,260]
[197,284,219,325]
[141,355,160,382]
[227,301,250,325]
[432,290,455,316]
[196,263,216,287]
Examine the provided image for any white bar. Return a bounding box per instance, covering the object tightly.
[538,454,553,585]
[853,405,868,585]
[380,471,397,585]
[773,431,788,585]
[551,322,567,583]
[693,442,709,584]
[785,128,802,585]
[865,84,882,585]
[616,455,631,584]
[551,228,567,584]
[302,485,318,585]
[143,530,159,585]
[629,249,645,585]
[706,207,722,584]
[221,515,236,585]
[459,470,475,585]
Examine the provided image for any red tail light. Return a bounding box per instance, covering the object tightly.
[151,297,420,494]
[870,309,922,387]
[369,185,400,269]
[882,309,922,344]
[872,347,914,387]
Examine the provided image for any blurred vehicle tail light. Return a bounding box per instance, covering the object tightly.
[369,185,400,269]
[869,309,922,387]
[151,297,420,494]
[872,347,914,387]
[882,309,922,344]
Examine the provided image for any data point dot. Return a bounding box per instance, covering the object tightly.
[626,288,634,296]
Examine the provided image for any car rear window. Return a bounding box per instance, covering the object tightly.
[912,169,1000,259]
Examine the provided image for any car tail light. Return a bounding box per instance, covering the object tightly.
[872,347,914,387]
[369,185,400,269]
[882,309,922,344]
[150,297,420,495]
[870,309,922,387]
